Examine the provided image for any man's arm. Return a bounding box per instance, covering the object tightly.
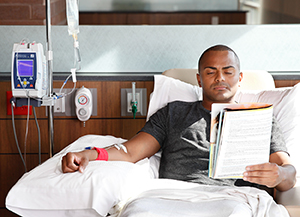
[62,132,160,173]
[243,151,296,192]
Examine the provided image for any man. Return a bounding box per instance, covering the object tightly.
[62,45,296,192]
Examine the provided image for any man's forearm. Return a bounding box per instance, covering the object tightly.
[87,132,161,163]
[82,146,130,162]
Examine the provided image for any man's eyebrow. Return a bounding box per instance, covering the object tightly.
[222,66,235,70]
[204,66,217,70]
[204,66,236,70]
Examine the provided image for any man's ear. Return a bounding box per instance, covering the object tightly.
[196,73,202,87]
[238,72,243,87]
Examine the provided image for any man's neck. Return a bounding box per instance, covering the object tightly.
[202,100,237,111]
[201,101,212,111]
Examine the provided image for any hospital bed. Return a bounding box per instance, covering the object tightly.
[5,69,300,217]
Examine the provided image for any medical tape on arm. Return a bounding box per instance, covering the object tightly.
[113,143,128,153]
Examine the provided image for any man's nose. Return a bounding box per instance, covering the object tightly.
[215,71,225,82]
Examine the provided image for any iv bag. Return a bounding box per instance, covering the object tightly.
[66,0,79,36]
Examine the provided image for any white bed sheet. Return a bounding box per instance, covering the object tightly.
[6,135,152,217]
[115,179,289,217]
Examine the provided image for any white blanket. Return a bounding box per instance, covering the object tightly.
[112,179,289,217]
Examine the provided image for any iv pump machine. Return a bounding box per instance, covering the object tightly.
[11,42,47,101]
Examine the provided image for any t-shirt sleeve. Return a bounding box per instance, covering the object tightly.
[140,105,168,147]
[270,116,288,155]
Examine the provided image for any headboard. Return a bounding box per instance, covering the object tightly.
[162,68,275,90]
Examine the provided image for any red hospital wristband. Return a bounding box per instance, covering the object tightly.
[93,147,108,161]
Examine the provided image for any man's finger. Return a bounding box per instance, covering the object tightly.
[246,162,275,171]
[78,157,89,173]
[62,153,79,173]
[62,156,75,173]
[243,170,274,178]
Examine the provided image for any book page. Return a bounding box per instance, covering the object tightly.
[215,107,272,178]
[209,103,273,179]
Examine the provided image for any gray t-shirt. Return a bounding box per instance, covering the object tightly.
[141,101,288,187]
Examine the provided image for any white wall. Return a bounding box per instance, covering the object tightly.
[0,25,299,74]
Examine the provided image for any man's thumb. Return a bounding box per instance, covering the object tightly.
[78,158,89,173]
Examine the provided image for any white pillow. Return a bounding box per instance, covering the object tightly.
[148,75,300,175]
[235,84,300,173]
[6,135,151,217]
[146,75,202,121]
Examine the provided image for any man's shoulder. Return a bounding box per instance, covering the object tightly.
[151,100,204,118]
[167,100,201,107]
[163,100,203,114]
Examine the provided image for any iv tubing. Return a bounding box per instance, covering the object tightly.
[23,97,30,169]
[59,74,72,95]
[132,82,136,102]
[33,107,41,165]
[72,34,81,70]
[57,77,76,99]
[11,103,27,172]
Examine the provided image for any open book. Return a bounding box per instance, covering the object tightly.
[208,103,273,179]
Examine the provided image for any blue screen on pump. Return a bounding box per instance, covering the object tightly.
[18,60,33,77]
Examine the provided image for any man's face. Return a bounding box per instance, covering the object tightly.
[197,50,242,107]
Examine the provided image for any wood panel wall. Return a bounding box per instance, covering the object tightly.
[79,11,247,25]
[0,0,66,25]
[0,78,299,216]
[262,0,300,24]
[274,79,300,87]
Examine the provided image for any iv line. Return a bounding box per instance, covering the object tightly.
[11,103,27,173]
[23,97,30,171]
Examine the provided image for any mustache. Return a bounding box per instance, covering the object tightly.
[211,82,230,89]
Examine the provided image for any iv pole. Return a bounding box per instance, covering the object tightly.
[45,0,54,157]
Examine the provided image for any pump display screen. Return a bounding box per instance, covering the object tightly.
[17,60,34,77]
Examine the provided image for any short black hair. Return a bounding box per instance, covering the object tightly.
[198,44,240,71]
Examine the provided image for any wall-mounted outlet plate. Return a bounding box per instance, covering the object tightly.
[54,96,65,113]
[121,88,147,117]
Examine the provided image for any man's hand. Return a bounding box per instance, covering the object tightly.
[243,151,296,192]
[61,150,96,173]
[243,162,283,188]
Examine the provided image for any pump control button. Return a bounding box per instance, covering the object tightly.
[79,108,87,116]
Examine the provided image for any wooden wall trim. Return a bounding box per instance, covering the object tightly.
[79,11,247,25]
